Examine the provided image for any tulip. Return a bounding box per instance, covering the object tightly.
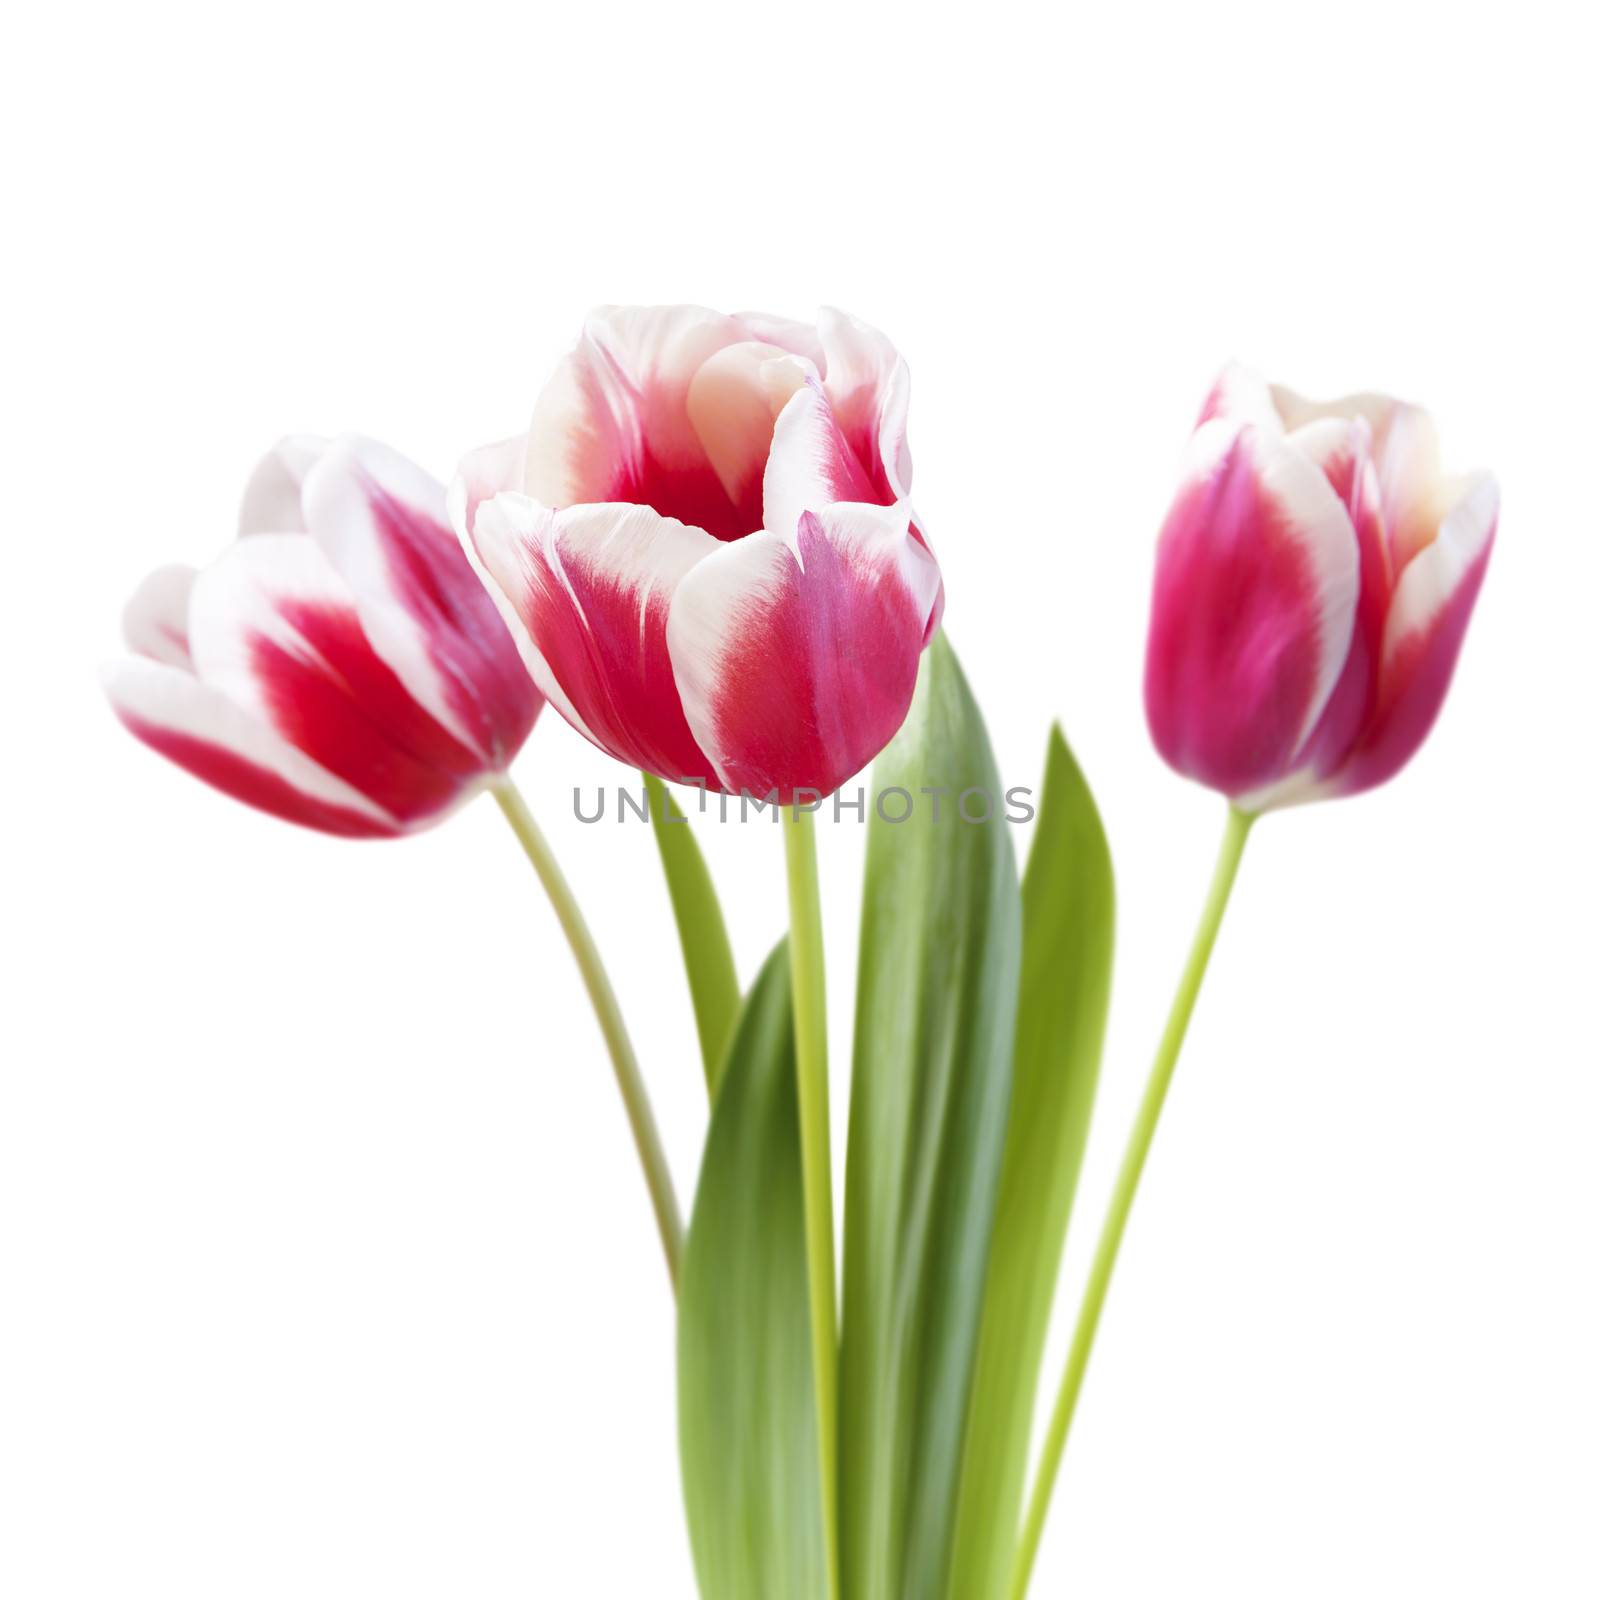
[1144,366,1498,810]
[104,435,542,836]
[105,434,684,1279]
[1016,371,1501,1600]
[451,305,944,802]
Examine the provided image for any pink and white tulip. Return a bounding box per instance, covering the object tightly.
[452,305,944,802]
[105,436,541,837]
[1144,368,1498,810]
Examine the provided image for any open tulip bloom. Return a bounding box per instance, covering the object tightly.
[104,319,1498,1599]
[452,305,944,803]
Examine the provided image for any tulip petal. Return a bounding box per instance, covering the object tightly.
[1372,403,1444,570]
[187,535,485,825]
[1198,364,1281,431]
[732,311,826,369]
[237,435,328,536]
[123,564,197,668]
[1270,387,1445,573]
[686,343,812,531]
[818,307,913,503]
[452,432,530,531]
[667,502,943,800]
[1330,473,1498,797]
[527,305,752,538]
[1261,417,1393,800]
[302,436,538,768]
[103,656,398,837]
[1145,421,1360,800]
[762,380,882,543]
[467,493,723,785]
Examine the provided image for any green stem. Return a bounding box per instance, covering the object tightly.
[491,777,683,1290]
[783,804,841,1600]
[1009,803,1255,1599]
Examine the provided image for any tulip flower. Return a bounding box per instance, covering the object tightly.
[104,434,683,1281]
[1144,366,1498,810]
[1014,368,1501,1600]
[451,305,944,803]
[104,434,542,835]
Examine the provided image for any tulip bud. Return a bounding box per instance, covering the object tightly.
[105,435,541,835]
[1144,367,1497,810]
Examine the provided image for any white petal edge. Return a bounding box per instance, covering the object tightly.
[185,533,362,727]
[665,499,938,791]
[237,435,329,537]
[462,491,720,757]
[451,433,530,532]
[300,434,485,759]
[1205,364,1281,431]
[123,564,197,667]
[818,306,913,497]
[732,311,825,369]
[102,655,397,828]
[1381,472,1499,669]
[1189,416,1362,758]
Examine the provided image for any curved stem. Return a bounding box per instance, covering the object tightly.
[783,805,840,1600]
[1009,804,1254,1599]
[491,777,683,1290]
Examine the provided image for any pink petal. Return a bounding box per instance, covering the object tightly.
[1269,385,1444,571]
[1144,420,1360,800]
[302,435,539,770]
[762,380,882,542]
[123,564,197,668]
[666,502,942,800]
[466,493,723,785]
[685,342,812,531]
[1263,417,1394,800]
[103,657,399,838]
[1328,473,1498,797]
[527,305,752,537]
[817,307,912,503]
[187,535,487,827]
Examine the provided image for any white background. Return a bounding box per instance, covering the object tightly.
[3,2,1597,1595]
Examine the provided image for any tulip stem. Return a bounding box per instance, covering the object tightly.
[783,804,841,1600]
[1008,803,1255,1600]
[490,777,683,1290]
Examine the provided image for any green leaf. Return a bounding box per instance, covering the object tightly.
[678,942,826,1600]
[945,725,1116,1599]
[643,771,741,1095]
[840,632,1023,1600]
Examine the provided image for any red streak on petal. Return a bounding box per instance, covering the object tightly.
[115,711,395,837]
[527,546,718,787]
[621,449,754,541]
[704,512,925,801]
[1145,437,1328,797]
[363,482,541,762]
[1332,537,1494,797]
[250,600,481,824]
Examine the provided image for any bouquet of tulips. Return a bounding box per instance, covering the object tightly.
[104,306,1497,1598]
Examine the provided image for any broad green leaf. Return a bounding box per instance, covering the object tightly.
[643,771,741,1095]
[678,942,825,1600]
[945,725,1115,1599]
[840,632,1023,1600]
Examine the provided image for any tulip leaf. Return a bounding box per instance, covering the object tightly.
[643,771,741,1096]
[840,631,1023,1600]
[678,941,826,1600]
[945,724,1115,1600]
